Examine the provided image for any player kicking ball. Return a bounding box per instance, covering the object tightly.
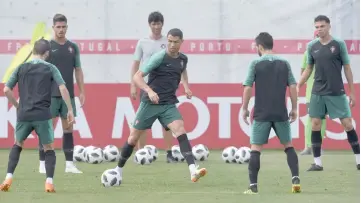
[242,32,300,194]
[38,14,85,174]
[298,15,360,171]
[114,28,207,182]
[130,11,179,163]
[0,39,74,193]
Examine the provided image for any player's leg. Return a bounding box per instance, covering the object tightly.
[136,90,147,150]
[115,102,158,177]
[163,127,176,163]
[0,122,32,191]
[274,121,301,193]
[243,121,271,195]
[39,97,60,173]
[325,95,360,170]
[33,119,57,192]
[159,104,207,182]
[300,103,312,155]
[60,98,81,173]
[307,94,326,171]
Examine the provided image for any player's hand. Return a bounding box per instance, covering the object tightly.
[349,93,356,108]
[242,108,250,125]
[148,90,159,104]
[289,109,298,123]
[79,92,85,107]
[185,88,192,99]
[130,85,137,100]
[67,111,75,125]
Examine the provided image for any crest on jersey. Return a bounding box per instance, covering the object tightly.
[330,46,335,53]
[68,46,73,53]
[161,44,166,49]
[180,60,184,68]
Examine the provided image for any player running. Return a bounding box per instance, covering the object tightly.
[0,39,74,193]
[242,32,300,194]
[300,31,326,155]
[298,15,360,171]
[38,14,85,174]
[130,11,182,163]
[115,28,207,182]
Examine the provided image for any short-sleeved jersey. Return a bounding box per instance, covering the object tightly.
[134,36,168,82]
[243,54,296,122]
[5,59,65,122]
[140,49,188,104]
[301,50,316,101]
[47,39,81,97]
[307,37,350,96]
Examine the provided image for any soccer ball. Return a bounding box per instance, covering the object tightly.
[86,147,104,164]
[73,145,85,162]
[134,148,153,165]
[83,146,96,160]
[221,146,237,163]
[101,169,122,187]
[235,147,251,164]
[103,145,119,162]
[144,145,159,161]
[171,145,184,162]
[192,144,209,161]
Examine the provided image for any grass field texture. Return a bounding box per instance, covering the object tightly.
[0,150,359,203]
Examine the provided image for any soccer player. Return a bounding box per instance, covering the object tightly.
[242,32,300,194]
[298,15,360,171]
[38,14,85,174]
[130,11,180,163]
[0,39,74,193]
[300,31,326,155]
[115,28,207,182]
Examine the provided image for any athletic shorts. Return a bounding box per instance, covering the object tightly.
[309,94,351,119]
[250,120,291,145]
[51,97,77,119]
[133,102,182,130]
[16,119,54,145]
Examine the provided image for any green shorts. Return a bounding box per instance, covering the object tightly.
[16,119,54,145]
[251,120,291,145]
[133,102,183,130]
[51,97,77,119]
[309,94,351,119]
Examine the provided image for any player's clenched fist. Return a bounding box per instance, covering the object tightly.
[242,108,250,125]
[148,90,159,104]
[185,88,192,99]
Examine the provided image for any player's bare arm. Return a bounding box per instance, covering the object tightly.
[286,61,298,123]
[181,69,192,99]
[130,40,143,100]
[298,64,313,87]
[242,60,256,125]
[3,87,19,109]
[74,44,85,106]
[3,65,20,108]
[339,39,356,107]
[133,70,159,104]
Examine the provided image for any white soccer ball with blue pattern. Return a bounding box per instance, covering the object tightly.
[73,145,85,162]
[101,169,122,187]
[221,146,237,163]
[103,145,120,162]
[86,147,104,164]
[235,147,251,164]
[83,145,96,160]
[192,144,209,161]
[171,145,184,162]
[134,148,153,165]
[144,145,159,161]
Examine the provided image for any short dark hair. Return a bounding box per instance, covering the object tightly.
[167,28,183,40]
[53,14,67,25]
[314,15,330,24]
[33,39,51,55]
[255,32,273,50]
[148,11,164,24]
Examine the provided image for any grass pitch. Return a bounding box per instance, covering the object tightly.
[0,150,359,203]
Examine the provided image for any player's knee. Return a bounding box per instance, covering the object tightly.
[250,144,262,152]
[340,118,353,131]
[15,141,23,148]
[43,144,54,151]
[311,118,322,130]
[167,120,186,137]
[283,142,293,149]
[128,129,144,145]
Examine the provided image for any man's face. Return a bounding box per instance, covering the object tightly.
[53,21,68,38]
[167,35,183,53]
[149,21,163,35]
[314,21,330,38]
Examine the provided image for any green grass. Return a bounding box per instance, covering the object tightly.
[0,150,359,203]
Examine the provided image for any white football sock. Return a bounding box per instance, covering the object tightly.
[314,157,322,166]
[40,161,45,166]
[66,161,74,168]
[46,178,53,184]
[189,164,196,174]
[355,154,360,165]
[5,173,13,179]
